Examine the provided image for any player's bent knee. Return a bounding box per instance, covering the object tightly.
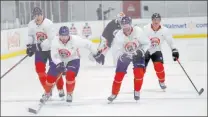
[66,71,76,81]
[35,62,46,73]
[47,75,57,84]
[153,62,164,73]
[133,68,144,78]
[114,72,125,82]
[38,72,47,78]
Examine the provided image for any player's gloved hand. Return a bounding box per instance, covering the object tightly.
[26,44,36,57]
[93,50,105,65]
[56,62,66,73]
[132,49,145,63]
[172,48,179,61]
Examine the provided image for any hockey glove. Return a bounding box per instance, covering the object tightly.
[26,44,36,57]
[132,49,145,63]
[93,50,105,65]
[119,53,132,63]
[172,48,179,61]
[56,62,66,73]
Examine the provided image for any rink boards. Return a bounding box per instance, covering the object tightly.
[1,16,207,60]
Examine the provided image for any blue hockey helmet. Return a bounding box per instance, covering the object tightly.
[59,26,70,44]
[59,26,70,36]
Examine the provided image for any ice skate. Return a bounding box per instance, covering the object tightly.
[58,89,65,100]
[42,91,52,97]
[159,81,167,91]
[40,93,51,104]
[134,91,140,101]
[66,94,73,103]
[107,94,117,103]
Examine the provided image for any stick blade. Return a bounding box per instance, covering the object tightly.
[28,108,38,114]
[199,88,204,95]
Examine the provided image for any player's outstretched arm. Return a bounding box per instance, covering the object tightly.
[73,35,98,55]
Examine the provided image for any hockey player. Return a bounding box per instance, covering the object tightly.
[40,26,99,103]
[143,13,179,90]
[82,22,92,39]
[107,16,150,102]
[69,23,78,35]
[26,7,64,98]
[93,12,126,65]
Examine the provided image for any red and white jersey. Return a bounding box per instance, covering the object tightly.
[26,18,55,51]
[143,23,176,54]
[112,26,150,58]
[51,35,97,65]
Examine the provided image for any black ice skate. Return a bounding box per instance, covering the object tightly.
[107,94,117,103]
[40,93,51,104]
[66,94,72,103]
[58,89,65,100]
[159,81,167,90]
[134,91,140,101]
[58,89,65,97]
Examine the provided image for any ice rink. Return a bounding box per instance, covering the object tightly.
[1,39,207,116]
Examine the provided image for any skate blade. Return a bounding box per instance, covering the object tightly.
[28,108,38,114]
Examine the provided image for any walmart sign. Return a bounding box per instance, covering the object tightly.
[163,22,207,29]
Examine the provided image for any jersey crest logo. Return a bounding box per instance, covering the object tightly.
[124,42,138,54]
[150,37,160,48]
[58,49,71,59]
[36,32,48,43]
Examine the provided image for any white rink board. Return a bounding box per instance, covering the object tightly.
[1,16,207,56]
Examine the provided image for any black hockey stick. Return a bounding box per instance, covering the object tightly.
[28,72,63,114]
[176,59,204,95]
[1,55,29,79]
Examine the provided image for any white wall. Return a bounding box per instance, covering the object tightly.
[1,17,207,56]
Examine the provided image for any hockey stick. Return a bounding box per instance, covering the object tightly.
[176,59,204,95]
[28,72,63,114]
[1,55,29,79]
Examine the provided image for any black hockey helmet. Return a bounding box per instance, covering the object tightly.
[32,7,43,17]
[120,16,132,26]
[151,13,161,20]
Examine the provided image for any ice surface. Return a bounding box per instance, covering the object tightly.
[1,39,207,116]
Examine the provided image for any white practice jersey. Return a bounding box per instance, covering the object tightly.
[112,26,150,59]
[26,18,55,51]
[51,35,97,65]
[143,23,176,54]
